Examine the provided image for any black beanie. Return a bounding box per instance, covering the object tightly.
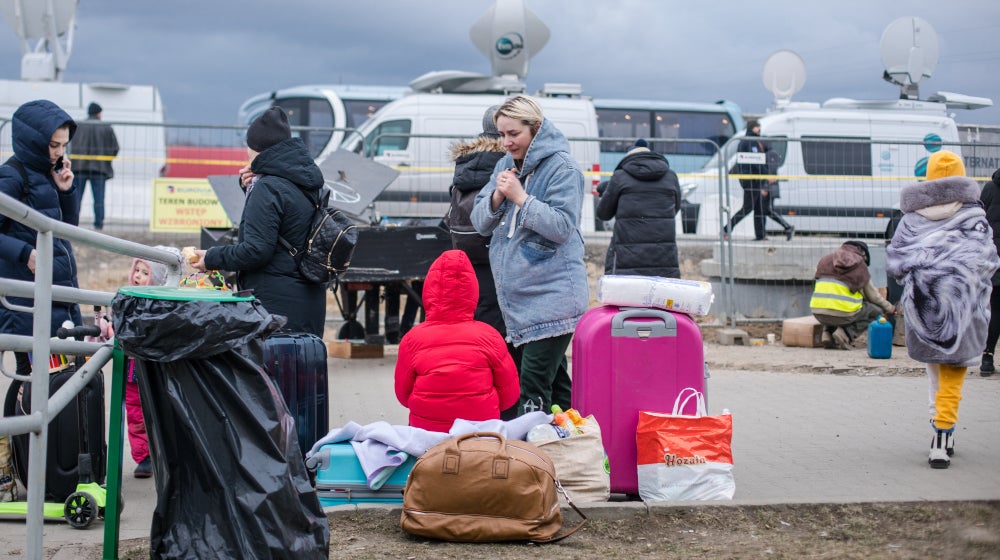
[246,106,291,152]
[87,102,102,116]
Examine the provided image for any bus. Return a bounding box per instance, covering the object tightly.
[593,98,744,175]
[237,84,411,159]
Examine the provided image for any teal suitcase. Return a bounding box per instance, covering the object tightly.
[308,442,416,506]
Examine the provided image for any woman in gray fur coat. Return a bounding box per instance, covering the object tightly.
[886,150,1000,470]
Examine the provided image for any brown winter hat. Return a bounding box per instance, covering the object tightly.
[246,106,291,152]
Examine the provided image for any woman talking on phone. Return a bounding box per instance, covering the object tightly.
[0,99,82,376]
[471,94,589,418]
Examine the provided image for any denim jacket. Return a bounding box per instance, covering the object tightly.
[470,118,589,346]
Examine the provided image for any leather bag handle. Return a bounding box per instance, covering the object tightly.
[443,432,511,479]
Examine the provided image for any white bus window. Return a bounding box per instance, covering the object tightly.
[273,97,335,159]
[343,100,392,130]
[654,111,735,156]
[597,109,652,152]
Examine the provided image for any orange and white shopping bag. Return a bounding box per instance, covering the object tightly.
[636,388,734,501]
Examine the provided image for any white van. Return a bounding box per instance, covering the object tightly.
[683,97,967,237]
[339,87,602,229]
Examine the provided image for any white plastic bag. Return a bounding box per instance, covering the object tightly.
[597,275,714,317]
[636,389,734,501]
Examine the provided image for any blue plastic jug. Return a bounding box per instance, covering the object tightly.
[867,315,893,359]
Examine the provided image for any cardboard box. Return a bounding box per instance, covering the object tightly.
[781,315,824,348]
[328,340,384,359]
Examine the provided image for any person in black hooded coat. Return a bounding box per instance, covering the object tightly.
[444,105,507,335]
[978,166,1000,376]
[192,107,327,337]
[595,139,681,278]
[0,99,80,375]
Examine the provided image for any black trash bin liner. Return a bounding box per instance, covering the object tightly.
[112,287,329,559]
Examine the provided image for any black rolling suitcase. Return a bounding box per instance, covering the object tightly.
[3,364,107,502]
[262,333,330,457]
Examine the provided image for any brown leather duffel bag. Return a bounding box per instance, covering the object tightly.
[400,431,587,543]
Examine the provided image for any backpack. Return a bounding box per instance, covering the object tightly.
[278,188,358,287]
[0,157,31,234]
[444,185,490,264]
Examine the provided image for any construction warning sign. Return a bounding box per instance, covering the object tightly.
[150,178,233,233]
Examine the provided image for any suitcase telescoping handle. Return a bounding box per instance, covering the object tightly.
[611,308,677,339]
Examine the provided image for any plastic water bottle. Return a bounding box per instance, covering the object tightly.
[526,423,569,443]
[867,315,893,359]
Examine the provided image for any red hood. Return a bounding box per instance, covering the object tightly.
[422,250,478,322]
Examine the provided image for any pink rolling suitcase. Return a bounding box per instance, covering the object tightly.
[571,305,706,495]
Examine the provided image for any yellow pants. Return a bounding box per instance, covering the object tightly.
[926,363,966,430]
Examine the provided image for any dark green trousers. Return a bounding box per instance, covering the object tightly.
[514,333,573,417]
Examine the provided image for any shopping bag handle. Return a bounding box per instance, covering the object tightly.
[672,387,707,417]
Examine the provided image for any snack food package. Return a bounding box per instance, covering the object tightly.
[596,275,714,317]
[181,246,198,264]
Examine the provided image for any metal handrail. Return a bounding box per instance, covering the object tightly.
[0,186,181,559]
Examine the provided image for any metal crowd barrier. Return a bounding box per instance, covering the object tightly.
[0,190,180,560]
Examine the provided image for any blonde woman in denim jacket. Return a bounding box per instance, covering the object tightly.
[471,95,589,418]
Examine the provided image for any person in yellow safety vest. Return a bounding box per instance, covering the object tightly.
[810,240,895,349]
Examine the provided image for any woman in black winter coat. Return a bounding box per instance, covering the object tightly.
[595,139,681,278]
[0,100,80,375]
[978,166,1000,376]
[444,105,507,335]
[193,107,328,337]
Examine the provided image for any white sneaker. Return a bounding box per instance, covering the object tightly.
[929,429,952,469]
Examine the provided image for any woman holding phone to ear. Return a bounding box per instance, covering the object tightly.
[470,94,589,418]
[0,99,81,376]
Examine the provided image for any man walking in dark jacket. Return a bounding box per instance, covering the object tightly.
[71,102,119,230]
[723,120,793,241]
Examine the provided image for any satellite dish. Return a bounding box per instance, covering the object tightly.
[880,16,939,99]
[762,50,806,105]
[469,0,550,81]
[0,0,77,39]
[0,0,78,81]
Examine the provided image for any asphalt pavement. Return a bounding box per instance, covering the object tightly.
[2,341,998,559]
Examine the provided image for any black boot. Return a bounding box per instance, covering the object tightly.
[981,352,995,377]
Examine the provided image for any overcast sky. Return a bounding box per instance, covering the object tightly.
[0,0,997,127]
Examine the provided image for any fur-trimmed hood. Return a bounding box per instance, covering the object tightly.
[450,136,504,162]
[900,176,981,213]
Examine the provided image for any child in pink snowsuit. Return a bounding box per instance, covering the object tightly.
[121,255,175,477]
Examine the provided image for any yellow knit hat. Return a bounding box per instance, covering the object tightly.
[926,150,966,180]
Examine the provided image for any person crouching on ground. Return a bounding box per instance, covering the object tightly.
[886,150,999,469]
[394,250,520,432]
[810,240,895,349]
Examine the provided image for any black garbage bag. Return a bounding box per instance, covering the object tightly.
[111,288,329,559]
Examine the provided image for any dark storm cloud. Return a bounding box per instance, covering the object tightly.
[0,0,996,125]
